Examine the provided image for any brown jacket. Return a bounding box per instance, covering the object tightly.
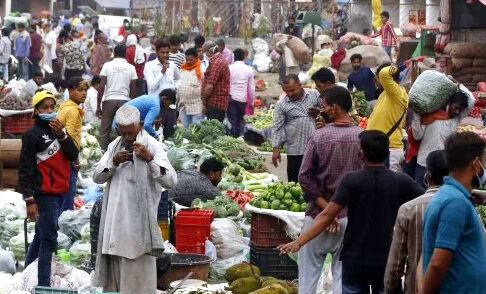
[384,187,439,294]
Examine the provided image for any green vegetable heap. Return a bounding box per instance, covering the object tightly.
[245,109,274,130]
[249,181,307,212]
[191,195,241,218]
[174,119,227,144]
[351,90,371,118]
[477,205,486,228]
[257,140,285,153]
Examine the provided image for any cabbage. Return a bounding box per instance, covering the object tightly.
[69,241,91,267]
[80,224,90,242]
[9,231,34,261]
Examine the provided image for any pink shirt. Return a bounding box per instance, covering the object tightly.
[221,47,234,65]
[229,61,255,103]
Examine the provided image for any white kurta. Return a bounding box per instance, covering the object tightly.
[93,131,177,259]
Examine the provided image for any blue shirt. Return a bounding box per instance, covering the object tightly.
[14,34,30,58]
[347,66,376,101]
[422,176,486,294]
[116,95,161,138]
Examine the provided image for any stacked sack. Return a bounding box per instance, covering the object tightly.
[445,42,486,83]
[337,45,390,81]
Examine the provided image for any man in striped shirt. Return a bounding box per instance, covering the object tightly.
[372,11,398,59]
[384,150,448,294]
[169,35,185,69]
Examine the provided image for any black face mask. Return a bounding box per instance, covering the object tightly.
[353,65,360,71]
[472,176,480,189]
[321,111,333,123]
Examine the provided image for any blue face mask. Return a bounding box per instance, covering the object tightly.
[38,112,57,121]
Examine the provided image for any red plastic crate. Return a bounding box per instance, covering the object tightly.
[175,209,214,254]
[250,213,292,247]
[2,113,34,134]
[176,245,206,255]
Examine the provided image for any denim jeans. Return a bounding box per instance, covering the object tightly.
[383,46,392,59]
[60,162,77,213]
[17,57,29,81]
[180,109,204,128]
[0,63,8,81]
[25,195,63,286]
[342,260,385,294]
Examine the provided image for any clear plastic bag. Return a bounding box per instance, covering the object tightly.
[59,207,92,241]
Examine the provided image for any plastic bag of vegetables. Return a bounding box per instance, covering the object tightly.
[57,232,72,250]
[167,147,195,171]
[58,207,92,241]
[69,241,91,267]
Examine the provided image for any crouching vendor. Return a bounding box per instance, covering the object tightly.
[167,157,225,207]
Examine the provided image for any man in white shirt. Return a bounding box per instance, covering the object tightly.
[83,76,102,126]
[93,105,177,294]
[97,44,138,151]
[42,23,57,70]
[228,48,255,137]
[143,39,181,96]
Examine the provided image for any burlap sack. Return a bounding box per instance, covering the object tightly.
[273,33,311,63]
[444,42,486,58]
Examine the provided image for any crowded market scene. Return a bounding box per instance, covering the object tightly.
[1,0,486,293]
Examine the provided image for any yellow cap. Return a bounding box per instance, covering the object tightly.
[32,90,56,108]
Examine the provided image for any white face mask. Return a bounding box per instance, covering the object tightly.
[477,162,486,186]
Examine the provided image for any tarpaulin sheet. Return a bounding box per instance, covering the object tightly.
[451,0,486,29]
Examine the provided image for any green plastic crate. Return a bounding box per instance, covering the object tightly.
[34,287,119,294]
[34,287,77,294]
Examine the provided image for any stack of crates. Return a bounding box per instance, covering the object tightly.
[157,191,170,241]
[249,213,298,280]
[175,209,214,254]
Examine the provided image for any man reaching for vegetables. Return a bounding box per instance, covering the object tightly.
[167,157,225,207]
[279,130,424,293]
[19,90,79,287]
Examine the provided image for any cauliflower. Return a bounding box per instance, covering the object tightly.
[82,148,91,158]
[87,135,99,146]
[80,137,87,148]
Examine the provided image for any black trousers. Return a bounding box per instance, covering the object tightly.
[342,260,385,294]
[207,106,226,122]
[287,155,304,183]
[227,99,246,137]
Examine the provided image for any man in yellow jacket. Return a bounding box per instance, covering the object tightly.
[57,76,87,211]
[366,65,408,172]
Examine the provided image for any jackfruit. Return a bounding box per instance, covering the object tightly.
[225,262,261,282]
[250,284,290,294]
[228,276,262,294]
[262,279,297,294]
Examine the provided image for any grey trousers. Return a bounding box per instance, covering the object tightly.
[100,100,127,151]
[104,254,157,294]
[298,216,348,294]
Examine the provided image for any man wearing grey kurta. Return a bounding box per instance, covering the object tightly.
[92,105,177,293]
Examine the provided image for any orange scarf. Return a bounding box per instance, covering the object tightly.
[180,59,202,80]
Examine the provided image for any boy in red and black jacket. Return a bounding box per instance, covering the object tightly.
[19,89,79,287]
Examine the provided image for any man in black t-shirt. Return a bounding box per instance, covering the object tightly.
[278,130,424,293]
